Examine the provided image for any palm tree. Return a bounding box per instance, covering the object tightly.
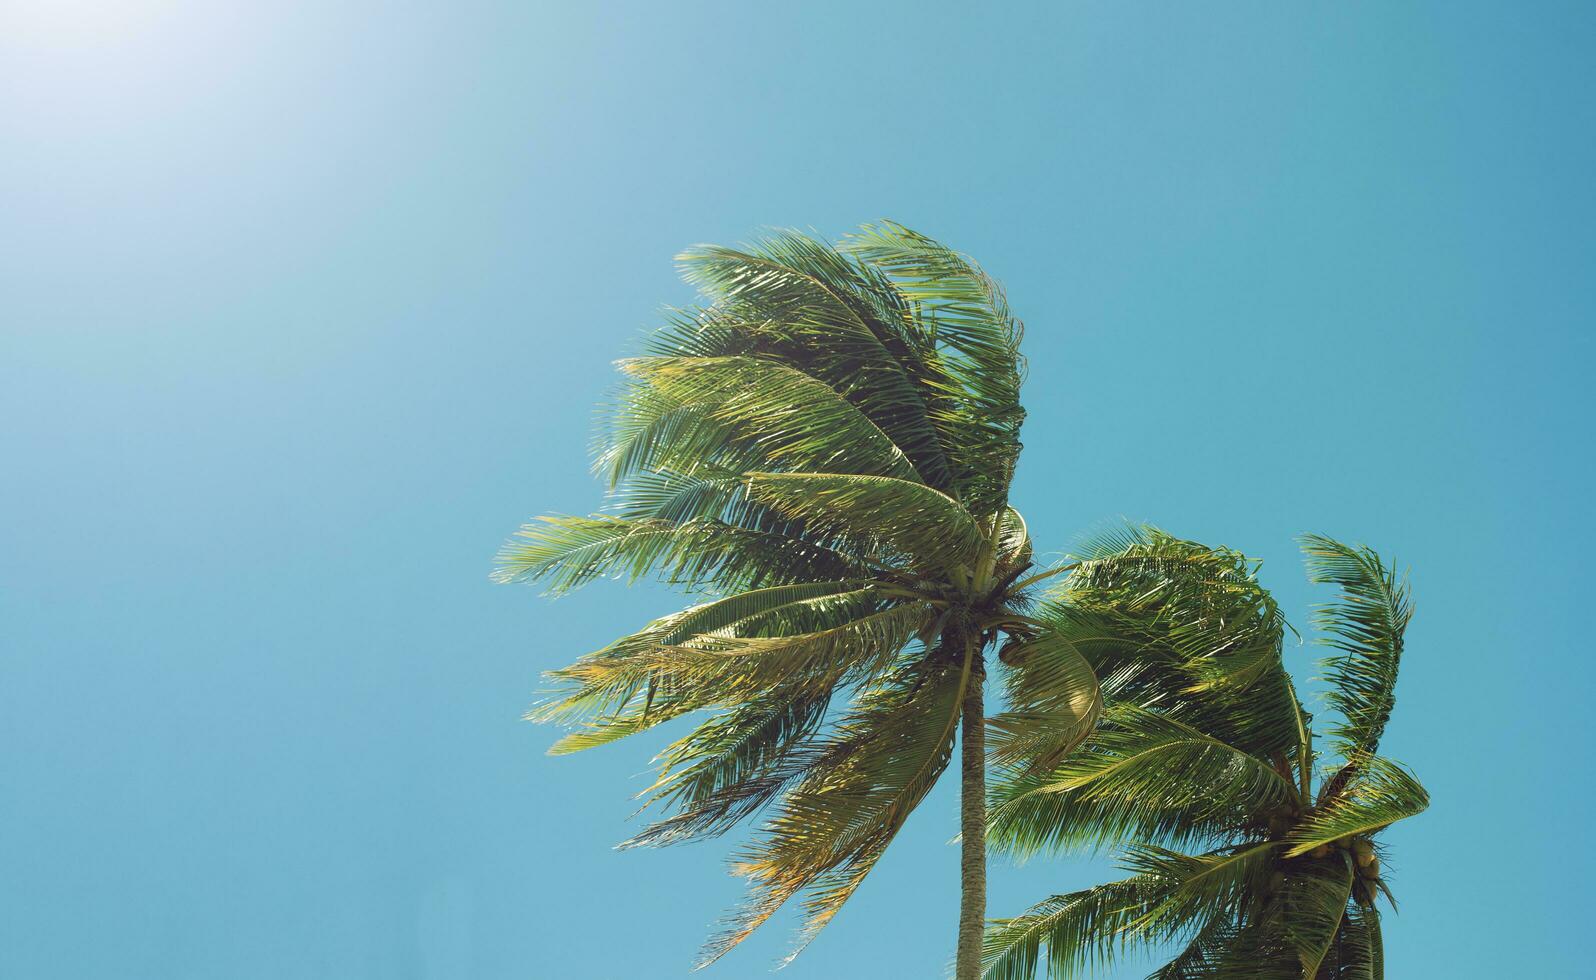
[982,531,1428,979]
[496,223,1100,976]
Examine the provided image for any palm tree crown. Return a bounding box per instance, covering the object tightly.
[983,531,1427,979]
[496,223,1100,973]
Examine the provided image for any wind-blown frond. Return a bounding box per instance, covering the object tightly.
[996,506,1034,577]
[699,657,970,967]
[493,514,873,595]
[983,843,1285,980]
[623,687,835,848]
[531,580,870,724]
[603,467,752,524]
[1283,757,1429,857]
[990,705,1297,858]
[596,382,758,489]
[628,602,932,694]
[744,472,986,572]
[1120,842,1281,939]
[544,599,931,755]
[1278,856,1355,975]
[613,355,922,482]
[1301,535,1413,762]
[843,221,1026,516]
[989,631,1100,772]
[1335,903,1384,980]
[1145,915,1261,980]
[673,233,956,489]
[1033,527,1300,764]
[982,877,1164,980]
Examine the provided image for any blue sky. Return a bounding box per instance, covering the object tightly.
[2,2,1591,977]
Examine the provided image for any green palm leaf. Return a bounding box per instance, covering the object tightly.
[991,705,1297,857]
[1038,527,1301,760]
[531,580,871,727]
[996,506,1034,575]
[1279,856,1356,975]
[701,658,970,967]
[1283,756,1429,857]
[1335,903,1383,980]
[1301,534,1412,762]
[982,877,1164,980]
[545,599,932,754]
[623,687,835,848]
[1145,916,1229,980]
[615,355,922,481]
[842,221,1025,515]
[988,630,1101,771]
[493,514,872,594]
[744,471,987,573]
[1121,842,1282,939]
[1149,912,1302,980]
[673,234,956,488]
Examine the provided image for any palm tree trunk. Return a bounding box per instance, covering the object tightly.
[955,659,986,980]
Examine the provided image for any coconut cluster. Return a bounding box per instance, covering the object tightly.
[1296,836,1383,905]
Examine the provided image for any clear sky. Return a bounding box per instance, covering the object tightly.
[3,2,1591,977]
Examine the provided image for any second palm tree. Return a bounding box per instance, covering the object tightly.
[983,531,1428,978]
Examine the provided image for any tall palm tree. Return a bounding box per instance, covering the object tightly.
[982,530,1428,979]
[496,223,1100,976]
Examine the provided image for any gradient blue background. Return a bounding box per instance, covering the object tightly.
[3,2,1590,977]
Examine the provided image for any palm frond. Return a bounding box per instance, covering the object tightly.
[595,382,759,489]
[630,601,932,693]
[989,630,1101,772]
[1144,912,1301,980]
[623,687,835,847]
[673,233,956,489]
[530,580,870,725]
[1277,856,1355,975]
[991,704,1298,858]
[612,355,922,482]
[982,877,1164,980]
[1145,914,1233,980]
[1336,903,1383,980]
[984,840,1283,980]
[1301,534,1412,762]
[843,221,1026,516]
[1121,842,1281,940]
[493,514,873,595]
[603,468,750,524]
[744,472,986,573]
[997,505,1034,577]
[699,658,971,967]
[1037,526,1301,758]
[1283,756,1429,857]
[544,599,932,755]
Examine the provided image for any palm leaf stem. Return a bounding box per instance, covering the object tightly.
[1006,563,1080,594]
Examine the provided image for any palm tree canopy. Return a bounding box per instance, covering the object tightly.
[983,530,1426,980]
[496,223,1099,967]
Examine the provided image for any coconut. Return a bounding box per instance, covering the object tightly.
[1352,839,1376,867]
